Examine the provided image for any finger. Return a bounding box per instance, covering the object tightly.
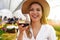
[18,24,24,30]
[25,26,29,31]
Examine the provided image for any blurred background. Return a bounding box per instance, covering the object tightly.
[0,0,60,40]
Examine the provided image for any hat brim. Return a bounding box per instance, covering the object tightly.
[22,0,50,17]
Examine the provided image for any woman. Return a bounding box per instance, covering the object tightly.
[17,0,56,40]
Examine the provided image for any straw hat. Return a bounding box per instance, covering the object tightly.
[22,0,50,17]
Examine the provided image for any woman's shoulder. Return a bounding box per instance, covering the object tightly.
[42,24,53,27]
[42,24,56,34]
[42,24,54,30]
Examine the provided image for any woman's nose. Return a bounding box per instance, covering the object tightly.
[33,10,37,14]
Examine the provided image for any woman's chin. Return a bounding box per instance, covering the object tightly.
[32,19,39,22]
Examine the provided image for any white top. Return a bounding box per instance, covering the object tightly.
[17,24,56,40]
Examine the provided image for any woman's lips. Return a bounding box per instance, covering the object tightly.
[32,15,39,19]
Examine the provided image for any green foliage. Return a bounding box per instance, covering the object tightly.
[53,25,60,40]
[53,25,60,32]
[0,37,3,40]
[3,24,7,28]
[0,29,5,36]
[1,33,16,40]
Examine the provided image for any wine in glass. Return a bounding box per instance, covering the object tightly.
[18,14,30,27]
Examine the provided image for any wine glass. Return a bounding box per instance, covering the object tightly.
[18,14,30,27]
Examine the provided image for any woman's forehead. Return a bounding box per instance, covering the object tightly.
[30,3,42,8]
[29,2,42,7]
[29,4,43,11]
[28,3,43,9]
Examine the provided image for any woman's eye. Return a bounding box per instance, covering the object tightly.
[29,8,34,11]
[37,9,40,11]
[29,8,41,11]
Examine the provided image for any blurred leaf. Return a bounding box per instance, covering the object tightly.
[0,29,4,36]
[53,25,60,32]
[3,24,7,28]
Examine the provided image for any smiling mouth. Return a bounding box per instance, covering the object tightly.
[32,15,39,19]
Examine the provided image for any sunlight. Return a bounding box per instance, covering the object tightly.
[48,6,60,21]
[47,0,60,21]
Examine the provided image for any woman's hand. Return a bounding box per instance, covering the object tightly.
[17,20,29,33]
[18,24,28,33]
[17,21,29,40]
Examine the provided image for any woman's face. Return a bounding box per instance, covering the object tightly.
[29,3,43,22]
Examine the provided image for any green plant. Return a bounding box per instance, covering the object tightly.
[0,29,5,40]
[53,25,60,32]
[0,29,5,36]
[53,25,60,40]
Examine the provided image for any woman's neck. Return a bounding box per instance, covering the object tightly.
[31,21,42,38]
[31,21,41,29]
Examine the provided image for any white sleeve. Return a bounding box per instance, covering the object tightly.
[48,25,56,40]
[23,31,30,40]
